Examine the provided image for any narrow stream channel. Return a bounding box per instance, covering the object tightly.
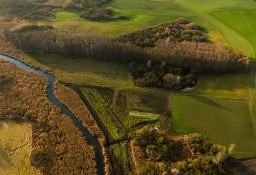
[0,54,104,175]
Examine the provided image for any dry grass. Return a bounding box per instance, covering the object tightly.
[54,82,112,174]
[0,60,98,174]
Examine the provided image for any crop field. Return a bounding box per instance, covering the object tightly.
[172,95,256,158]
[0,120,35,175]
[126,90,171,114]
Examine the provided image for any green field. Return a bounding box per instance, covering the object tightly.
[49,0,222,39]
[26,53,133,88]
[185,72,250,100]
[176,0,256,57]
[210,10,256,57]
[172,95,256,158]
[0,120,35,175]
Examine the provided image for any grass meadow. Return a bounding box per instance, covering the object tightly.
[26,53,133,88]
[176,0,256,57]
[0,120,35,175]
[172,95,256,158]
[185,72,250,100]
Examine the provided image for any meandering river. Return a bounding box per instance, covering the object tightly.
[0,54,104,175]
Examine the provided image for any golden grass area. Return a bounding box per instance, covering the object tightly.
[0,120,36,175]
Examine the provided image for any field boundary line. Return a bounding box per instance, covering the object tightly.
[178,93,248,102]
[248,98,256,136]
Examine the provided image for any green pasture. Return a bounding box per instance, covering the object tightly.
[50,0,216,37]
[208,9,256,128]
[172,95,256,158]
[185,72,250,100]
[209,9,256,57]
[177,0,256,12]
[26,53,133,88]
[176,0,255,57]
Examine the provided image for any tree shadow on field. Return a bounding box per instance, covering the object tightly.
[0,143,12,170]
[190,96,234,113]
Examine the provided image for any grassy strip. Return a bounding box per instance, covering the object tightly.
[109,142,130,175]
[172,95,256,158]
[81,87,126,140]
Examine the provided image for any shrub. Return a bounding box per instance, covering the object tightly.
[63,0,79,10]
[15,25,55,33]
[118,18,208,47]
[31,148,52,168]
[79,8,113,20]
[0,75,12,86]
[163,73,177,87]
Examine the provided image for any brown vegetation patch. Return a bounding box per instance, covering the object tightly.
[54,82,112,174]
[0,60,98,174]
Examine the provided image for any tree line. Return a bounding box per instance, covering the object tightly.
[5,29,248,73]
[148,41,248,73]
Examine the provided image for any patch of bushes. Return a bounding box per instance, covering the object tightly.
[0,107,35,122]
[117,18,208,47]
[21,11,55,20]
[79,7,113,20]
[15,25,55,33]
[129,61,197,90]
[63,0,127,21]
[0,0,56,21]
[31,148,53,168]
[0,75,12,86]
[130,126,232,175]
